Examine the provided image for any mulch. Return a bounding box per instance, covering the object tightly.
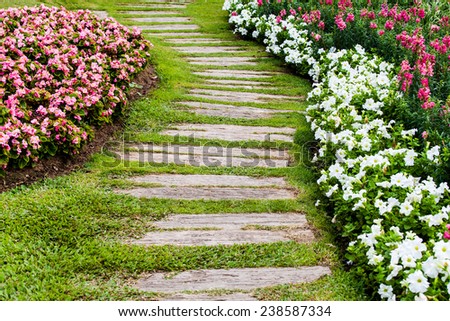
[0,65,159,193]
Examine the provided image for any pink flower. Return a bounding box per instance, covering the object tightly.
[385,20,394,30]
[346,13,354,23]
[378,30,385,36]
[370,22,377,29]
[335,15,347,31]
[444,231,450,240]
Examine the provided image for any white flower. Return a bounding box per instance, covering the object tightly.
[414,293,428,301]
[329,163,344,178]
[399,201,413,216]
[401,255,416,268]
[422,257,439,278]
[406,270,429,294]
[404,150,417,166]
[433,241,450,260]
[387,264,402,281]
[426,146,440,161]
[359,137,372,151]
[378,284,394,300]
[325,184,338,198]
[315,200,321,207]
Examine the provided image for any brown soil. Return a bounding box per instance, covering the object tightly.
[0,65,159,193]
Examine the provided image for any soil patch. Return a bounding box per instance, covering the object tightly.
[0,65,158,193]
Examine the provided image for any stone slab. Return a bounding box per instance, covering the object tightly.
[166,38,226,44]
[144,0,193,3]
[187,57,257,66]
[194,70,279,79]
[135,24,199,30]
[121,4,187,8]
[119,11,180,15]
[161,293,257,301]
[189,89,300,103]
[178,101,294,119]
[162,124,295,142]
[173,46,243,54]
[116,151,289,168]
[146,32,204,37]
[116,187,296,200]
[155,213,308,229]
[132,229,313,246]
[136,267,331,292]
[123,143,290,159]
[204,79,272,86]
[128,174,288,187]
[131,17,191,22]
[92,11,108,19]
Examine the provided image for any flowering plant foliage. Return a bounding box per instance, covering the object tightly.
[0,5,151,172]
[224,0,450,300]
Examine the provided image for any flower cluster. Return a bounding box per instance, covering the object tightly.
[0,5,152,172]
[224,0,450,300]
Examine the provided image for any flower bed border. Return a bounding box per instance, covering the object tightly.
[223,0,450,300]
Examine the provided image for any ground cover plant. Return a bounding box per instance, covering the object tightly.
[224,0,450,300]
[0,5,151,173]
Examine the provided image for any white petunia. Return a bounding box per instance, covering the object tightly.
[378,284,394,300]
[422,257,439,278]
[404,150,417,166]
[406,270,429,294]
[426,146,440,161]
[399,201,414,216]
[433,241,450,260]
[414,293,428,301]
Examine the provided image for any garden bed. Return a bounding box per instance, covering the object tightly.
[0,5,153,181]
[224,0,450,300]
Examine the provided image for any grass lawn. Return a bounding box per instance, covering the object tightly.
[0,0,368,300]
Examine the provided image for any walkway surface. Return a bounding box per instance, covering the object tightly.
[108,0,331,300]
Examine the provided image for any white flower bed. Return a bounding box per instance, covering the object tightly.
[224,0,450,300]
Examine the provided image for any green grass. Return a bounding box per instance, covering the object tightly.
[0,0,368,301]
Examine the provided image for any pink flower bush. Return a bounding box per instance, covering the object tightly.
[0,5,152,172]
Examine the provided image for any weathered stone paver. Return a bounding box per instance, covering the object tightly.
[173,46,244,54]
[194,69,280,79]
[119,10,180,15]
[136,267,331,292]
[155,213,308,228]
[203,79,272,86]
[187,56,258,66]
[133,229,314,246]
[122,4,187,8]
[162,293,257,301]
[117,187,296,200]
[165,38,225,44]
[135,24,199,30]
[122,143,290,159]
[133,213,314,246]
[92,11,108,19]
[131,17,191,22]
[177,101,294,119]
[162,123,295,142]
[116,151,289,167]
[147,32,204,37]
[188,89,300,103]
[127,174,288,187]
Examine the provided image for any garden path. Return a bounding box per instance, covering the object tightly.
[112,0,331,300]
